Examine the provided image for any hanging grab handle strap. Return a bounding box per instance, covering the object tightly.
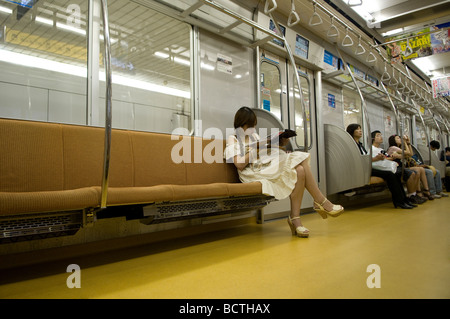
[309,4,323,26]
[264,0,277,14]
[287,0,300,27]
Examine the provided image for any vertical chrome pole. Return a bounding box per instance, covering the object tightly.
[100,0,112,209]
[268,12,308,151]
[336,48,371,183]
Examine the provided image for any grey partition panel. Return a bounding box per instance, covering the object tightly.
[414,144,446,177]
[416,145,429,164]
[324,124,371,194]
[431,152,446,176]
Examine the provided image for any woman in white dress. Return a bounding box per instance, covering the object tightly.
[224,107,343,238]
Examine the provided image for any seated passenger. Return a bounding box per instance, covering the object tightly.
[225,107,343,238]
[441,147,450,191]
[411,141,448,198]
[346,124,415,209]
[387,135,431,202]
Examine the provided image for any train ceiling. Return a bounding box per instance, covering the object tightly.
[0,0,449,120]
[326,0,450,84]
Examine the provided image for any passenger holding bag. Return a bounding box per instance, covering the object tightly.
[346,124,416,209]
[388,135,434,200]
[371,152,398,174]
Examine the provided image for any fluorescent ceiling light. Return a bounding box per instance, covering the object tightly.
[0,5,13,14]
[381,28,403,37]
[154,51,169,59]
[35,16,54,26]
[56,22,86,36]
[173,56,190,66]
[200,62,214,71]
[0,49,190,99]
[0,49,86,77]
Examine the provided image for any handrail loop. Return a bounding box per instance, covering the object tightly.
[355,35,366,55]
[100,0,113,209]
[366,48,377,63]
[380,62,391,82]
[264,0,277,14]
[389,68,398,87]
[342,28,353,47]
[327,17,339,39]
[287,0,300,27]
[309,3,323,26]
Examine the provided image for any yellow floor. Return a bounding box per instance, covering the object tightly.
[0,197,449,299]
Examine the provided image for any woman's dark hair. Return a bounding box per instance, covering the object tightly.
[429,140,440,149]
[388,134,399,147]
[234,106,257,129]
[346,123,361,138]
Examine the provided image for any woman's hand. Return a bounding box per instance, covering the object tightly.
[403,135,410,144]
[373,153,385,162]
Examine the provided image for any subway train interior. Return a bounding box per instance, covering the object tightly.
[0,0,449,300]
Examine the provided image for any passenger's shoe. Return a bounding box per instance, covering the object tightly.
[394,202,413,209]
[313,198,344,219]
[437,192,449,197]
[433,193,442,198]
[404,198,418,207]
[422,189,435,200]
[408,195,426,205]
[287,216,309,238]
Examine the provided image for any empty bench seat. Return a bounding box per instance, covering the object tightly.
[0,118,266,217]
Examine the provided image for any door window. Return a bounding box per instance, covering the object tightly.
[260,61,282,120]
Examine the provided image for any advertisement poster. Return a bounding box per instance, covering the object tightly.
[216,53,232,74]
[269,20,285,48]
[430,22,450,54]
[432,76,450,98]
[386,28,431,62]
[295,34,309,59]
[328,94,336,108]
[323,50,339,71]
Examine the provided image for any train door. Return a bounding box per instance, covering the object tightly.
[259,50,287,121]
[259,50,316,218]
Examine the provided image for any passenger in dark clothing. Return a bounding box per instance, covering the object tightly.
[346,124,416,209]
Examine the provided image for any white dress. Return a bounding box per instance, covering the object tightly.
[224,134,310,200]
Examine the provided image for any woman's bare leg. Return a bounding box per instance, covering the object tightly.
[406,171,419,194]
[289,164,306,229]
[300,161,335,211]
[410,167,429,190]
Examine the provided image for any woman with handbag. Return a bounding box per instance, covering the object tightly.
[387,135,434,201]
[346,124,416,209]
[225,107,344,238]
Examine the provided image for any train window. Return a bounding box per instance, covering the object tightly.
[0,0,89,124]
[260,61,282,120]
[103,1,192,133]
[293,72,311,149]
[416,122,428,146]
[0,0,192,133]
[342,87,362,131]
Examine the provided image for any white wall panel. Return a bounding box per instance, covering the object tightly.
[48,91,86,125]
[0,82,48,121]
